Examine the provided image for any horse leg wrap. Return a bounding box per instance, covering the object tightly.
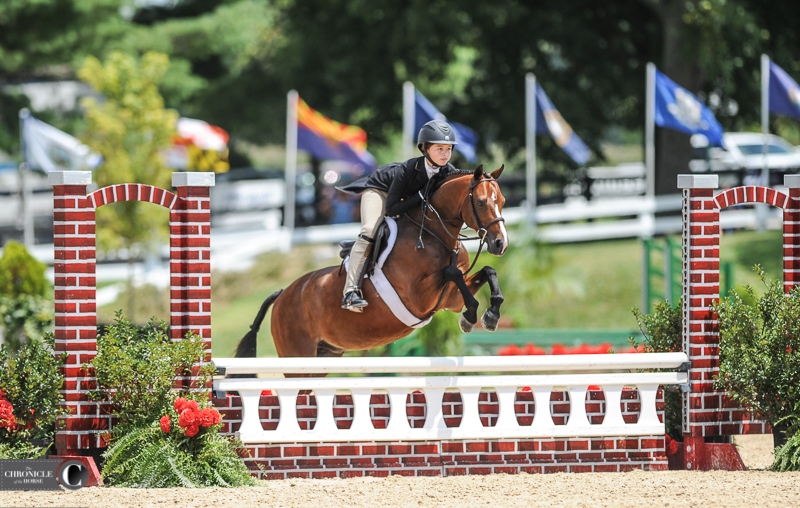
[443,265,479,332]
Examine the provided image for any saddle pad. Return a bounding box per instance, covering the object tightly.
[345,217,433,328]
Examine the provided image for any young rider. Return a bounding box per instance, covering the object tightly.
[338,119,458,312]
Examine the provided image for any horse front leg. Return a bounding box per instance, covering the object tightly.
[443,265,480,333]
[474,266,504,332]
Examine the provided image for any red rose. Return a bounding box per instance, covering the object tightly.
[160,415,171,433]
[0,400,16,429]
[667,439,679,456]
[198,408,221,428]
[174,397,189,413]
[178,408,197,429]
[185,424,200,437]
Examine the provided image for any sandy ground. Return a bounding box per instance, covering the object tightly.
[0,434,796,508]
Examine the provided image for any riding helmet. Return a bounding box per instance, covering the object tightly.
[417,119,458,153]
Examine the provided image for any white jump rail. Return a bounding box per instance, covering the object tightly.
[212,353,689,444]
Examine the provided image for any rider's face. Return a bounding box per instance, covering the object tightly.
[427,144,453,166]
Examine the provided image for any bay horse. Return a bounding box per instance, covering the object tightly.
[234,164,508,359]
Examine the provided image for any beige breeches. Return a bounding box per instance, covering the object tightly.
[344,189,387,295]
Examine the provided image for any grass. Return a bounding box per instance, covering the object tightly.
[96,226,785,358]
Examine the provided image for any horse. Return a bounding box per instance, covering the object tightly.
[234,164,508,359]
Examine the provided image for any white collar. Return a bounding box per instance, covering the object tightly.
[424,160,440,179]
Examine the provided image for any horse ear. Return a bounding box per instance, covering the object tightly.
[473,165,484,180]
[490,164,505,180]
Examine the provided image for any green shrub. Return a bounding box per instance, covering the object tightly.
[91,313,257,487]
[0,333,66,458]
[88,312,214,432]
[715,267,800,429]
[772,430,800,471]
[101,397,257,487]
[0,241,53,351]
[630,299,683,441]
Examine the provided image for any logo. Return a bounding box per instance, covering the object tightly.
[667,88,709,131]
[444,135,450,141]
[0,459,88,491]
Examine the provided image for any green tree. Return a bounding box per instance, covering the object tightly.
[77,51,178,255]
[0,241,53,349]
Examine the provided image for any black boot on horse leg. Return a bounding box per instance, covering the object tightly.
[443,265,480,333]
[478,266,504,331]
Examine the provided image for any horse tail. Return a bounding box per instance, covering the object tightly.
[234,289,284,358]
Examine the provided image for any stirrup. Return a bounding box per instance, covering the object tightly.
[342,291,368,313]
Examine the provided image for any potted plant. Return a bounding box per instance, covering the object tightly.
[715,267,800,470]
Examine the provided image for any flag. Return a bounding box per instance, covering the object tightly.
[20,109,102,172]
[164,117,230,172]
[654,68,724,146]
[533,84,591,165]
[414,90,478,162]
[768,60,800,120]
[296,96,376,169]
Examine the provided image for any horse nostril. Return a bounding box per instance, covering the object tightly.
[494,238,504,250]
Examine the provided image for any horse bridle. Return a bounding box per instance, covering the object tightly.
[411,174,505,273]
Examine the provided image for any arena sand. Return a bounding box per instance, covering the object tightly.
[0,434,797,507]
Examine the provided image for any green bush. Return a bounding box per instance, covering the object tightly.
[0,241,53,351]
[91,313,257,487]
[630,299,683,441]
[88,312,214,432]
[0,333,67,458]
[715,267,800,429]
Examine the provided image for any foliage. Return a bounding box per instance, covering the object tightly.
[101,397,257,488]
[78,51,177,256]
[0,241,48,297]
[715,267,800,427]
[88,312,214,433]
[630,299,683,440]
[0,241,54,350]
[413,311,463,357]
[0,332,66,444]
[772,428,800,472]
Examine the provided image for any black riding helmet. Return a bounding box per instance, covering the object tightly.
[417,119,457,168]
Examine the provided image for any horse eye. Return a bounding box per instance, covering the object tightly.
[477,200,485,207]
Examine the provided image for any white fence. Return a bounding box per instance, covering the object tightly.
[212,353,688,444]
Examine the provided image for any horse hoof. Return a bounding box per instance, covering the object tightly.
[460,315,476,333]
[481,311,499,331]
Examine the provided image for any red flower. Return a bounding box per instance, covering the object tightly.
[178,408,197,429]
[160,415,171,433]
[185,424,200,437]
[665,434,679,456]
[173,397,199,414]
[0,400,16,429]
[198,408,221,428]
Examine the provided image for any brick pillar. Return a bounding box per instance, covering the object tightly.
[169,172,214,387]
[677,174,719,470]
[784,175,800,293]
[49,171,105,455]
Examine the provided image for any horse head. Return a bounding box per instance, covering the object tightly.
[431,164,509,256]
[466,165,508,256]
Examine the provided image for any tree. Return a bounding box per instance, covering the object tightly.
[78,51,178,320]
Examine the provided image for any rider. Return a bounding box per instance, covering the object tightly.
[338,119,458,312]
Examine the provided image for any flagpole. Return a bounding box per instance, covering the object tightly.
[403,82,415,161]
[285,90,298,248]
[645,63,656,199]
[525,73,537,228]
[758,54,770,230]
[18,108,33,248]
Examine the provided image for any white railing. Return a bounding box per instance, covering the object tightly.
[212,354,688,444]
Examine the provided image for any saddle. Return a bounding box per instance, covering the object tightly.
[338,220,391,277]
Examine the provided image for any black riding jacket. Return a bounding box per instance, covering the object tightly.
[338,157,456,217]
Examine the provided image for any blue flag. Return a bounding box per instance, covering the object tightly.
[769,60,800,120]
[533,85,591,165]
[296,96,376,169]
[414,90,478,162]
[654,68,724,147]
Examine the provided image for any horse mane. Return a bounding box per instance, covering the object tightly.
[433,169,474,192]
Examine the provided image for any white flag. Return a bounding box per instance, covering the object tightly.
[21,109,102,172]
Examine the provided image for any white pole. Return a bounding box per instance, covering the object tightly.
[645,63,656,199]
[525,73,537,228]
[18,108,33,248]
[759,54,770,230]
[285,90,298,247]
[403,82,415,161]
